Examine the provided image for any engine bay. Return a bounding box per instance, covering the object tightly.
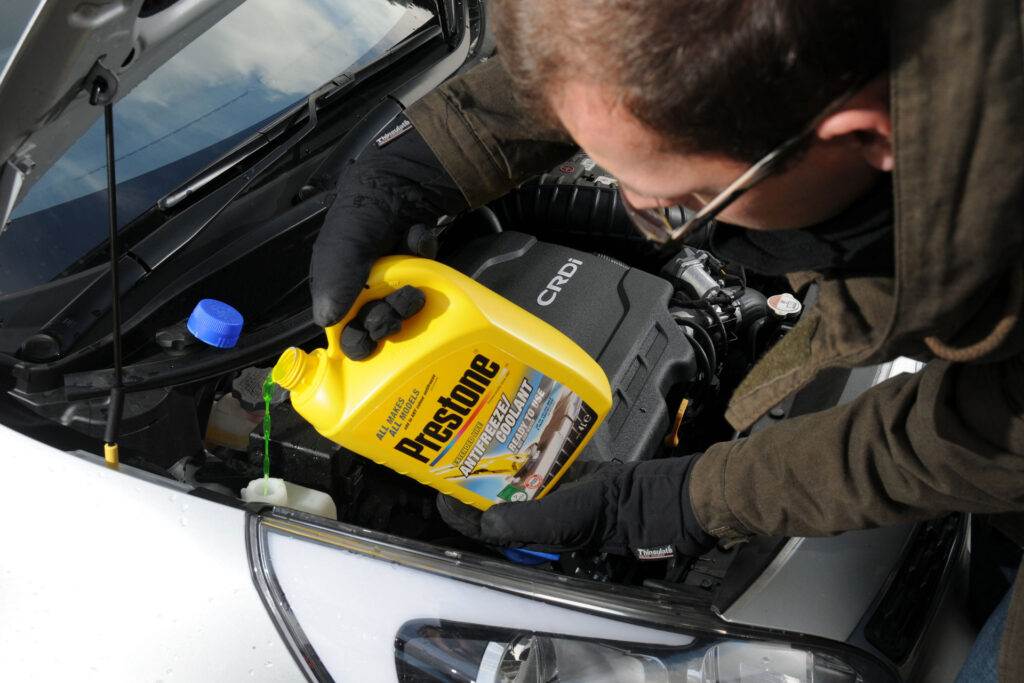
[3,154,805,600]
[197,197,800,595]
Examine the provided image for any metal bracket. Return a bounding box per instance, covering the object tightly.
[85,59,119,106]
[0,157,33,236]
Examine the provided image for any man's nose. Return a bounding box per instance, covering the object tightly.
[621,186,704,212]
[619,186,662,211]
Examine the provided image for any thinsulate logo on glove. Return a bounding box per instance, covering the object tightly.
[635,544,676,560]
[375,119,412,148]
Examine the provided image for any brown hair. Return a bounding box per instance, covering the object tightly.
[490,0,888,162]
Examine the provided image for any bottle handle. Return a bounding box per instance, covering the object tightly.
[321,257,430,361]
[325,322,344,360]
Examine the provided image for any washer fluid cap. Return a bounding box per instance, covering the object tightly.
[187,299,244,348]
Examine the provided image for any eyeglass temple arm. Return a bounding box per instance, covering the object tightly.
[666,80,868,241]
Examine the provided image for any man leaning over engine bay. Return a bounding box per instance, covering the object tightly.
[308,1,1024,678]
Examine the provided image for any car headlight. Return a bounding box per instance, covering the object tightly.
[395,619,863,682]
[248,510,893,682]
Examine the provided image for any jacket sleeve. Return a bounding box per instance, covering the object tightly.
[405,57,578,208]
[689,351,1024,541]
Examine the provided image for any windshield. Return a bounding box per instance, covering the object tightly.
[0,0,433,294]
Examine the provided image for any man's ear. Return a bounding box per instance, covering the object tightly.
[816,77,893,172]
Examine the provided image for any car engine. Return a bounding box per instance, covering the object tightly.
[188,158,801,588]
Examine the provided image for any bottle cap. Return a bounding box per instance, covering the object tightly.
[767,293,802,320]
[187,299,244,348]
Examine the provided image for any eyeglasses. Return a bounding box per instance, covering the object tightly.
[621,82,866,246]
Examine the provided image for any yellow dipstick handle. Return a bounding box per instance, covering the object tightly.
[104,443,120,471]
[664,398,691,448]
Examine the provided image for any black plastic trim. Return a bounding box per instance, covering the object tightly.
[864,514,968,664]
[57,309,318,401]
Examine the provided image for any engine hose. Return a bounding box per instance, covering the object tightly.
[489,174,668,266]
[746,316,769,359]
[472,205,504,234]
[679,318,718,373]
[712,309,729,358]
[685,327,714,398]
[671,296,728,363]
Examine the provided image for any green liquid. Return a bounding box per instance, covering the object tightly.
[262,372,274,495]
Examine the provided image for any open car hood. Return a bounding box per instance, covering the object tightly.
[0,0,244,229]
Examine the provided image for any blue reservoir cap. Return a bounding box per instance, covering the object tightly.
[502,548,561,565]
[187,299,244,348]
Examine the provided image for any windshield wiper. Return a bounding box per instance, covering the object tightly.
[157,133,273,211]
[157,22,441,214]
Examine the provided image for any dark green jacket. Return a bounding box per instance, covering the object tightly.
[408,0,1024,677]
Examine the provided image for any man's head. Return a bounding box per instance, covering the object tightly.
[491,0,892,230]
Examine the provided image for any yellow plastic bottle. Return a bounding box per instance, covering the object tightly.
[272,256,612,510]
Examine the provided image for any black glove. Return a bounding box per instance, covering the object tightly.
[476,455,716,561]
[310,115,467,329]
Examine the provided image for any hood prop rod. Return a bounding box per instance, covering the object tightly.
[88,63,123,470]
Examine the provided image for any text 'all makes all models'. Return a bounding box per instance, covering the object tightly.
[393,354,500,463]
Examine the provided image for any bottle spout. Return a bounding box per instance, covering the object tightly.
[273,347,314,393]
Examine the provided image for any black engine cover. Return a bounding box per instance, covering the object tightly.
[447,232,697,464]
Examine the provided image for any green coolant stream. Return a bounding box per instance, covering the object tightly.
[262,373,274,495]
